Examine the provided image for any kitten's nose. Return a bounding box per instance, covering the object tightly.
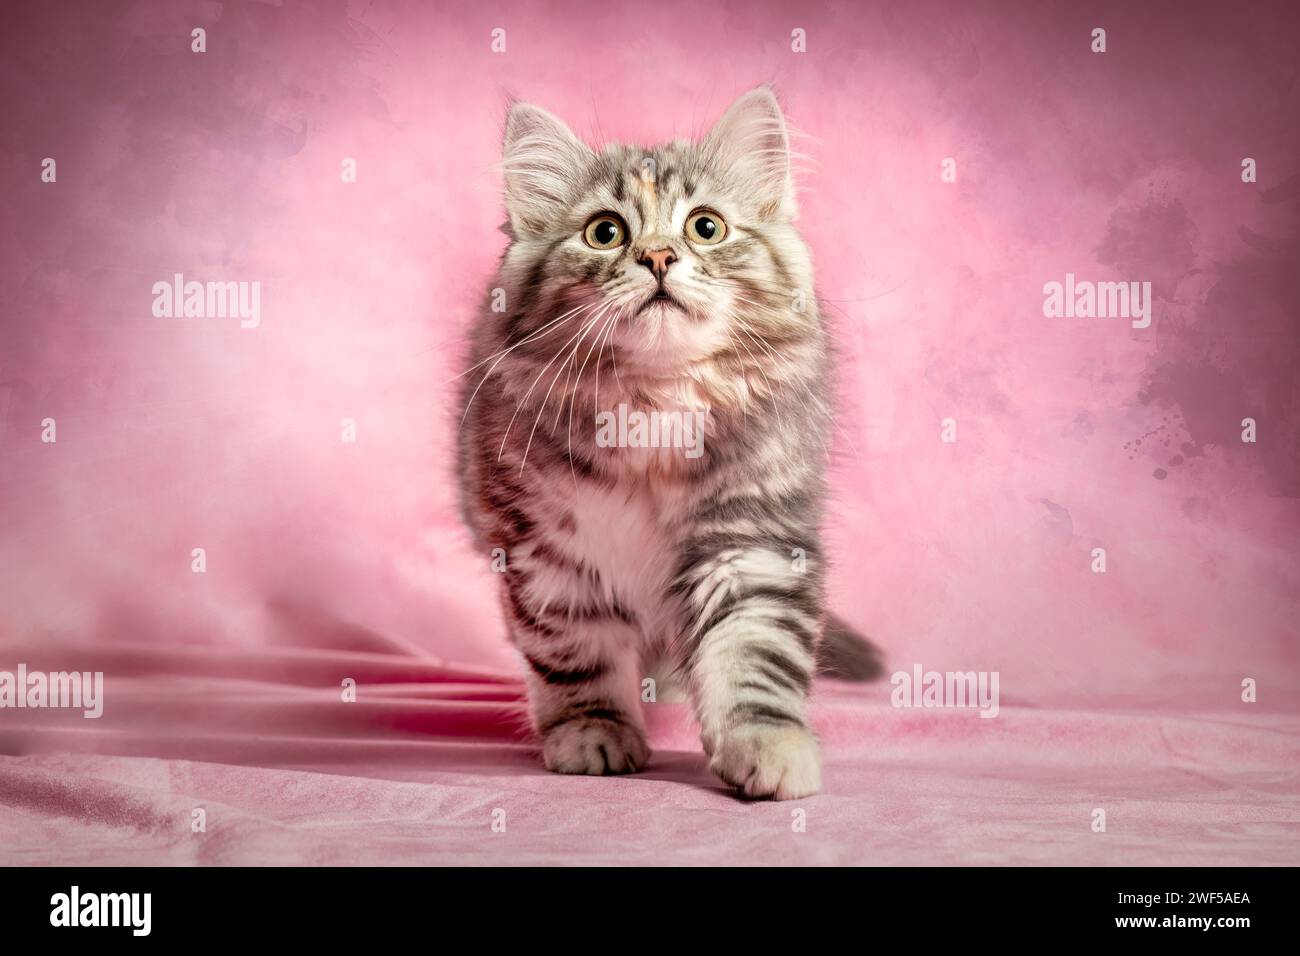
[638,248,677,282]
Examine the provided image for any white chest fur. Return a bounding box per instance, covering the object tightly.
[560,478,684,644]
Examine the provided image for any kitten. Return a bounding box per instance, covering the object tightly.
[458,87,878,799]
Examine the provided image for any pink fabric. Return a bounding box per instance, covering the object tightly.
[2,0,1299,864]
[2,637,1298,865]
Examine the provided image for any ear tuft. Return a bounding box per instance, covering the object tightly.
[500,102,593,237]
[704,86,796,220]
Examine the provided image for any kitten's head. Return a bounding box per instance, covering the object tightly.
[497,87,819,391]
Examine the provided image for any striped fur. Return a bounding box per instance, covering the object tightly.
[458,88,843,799]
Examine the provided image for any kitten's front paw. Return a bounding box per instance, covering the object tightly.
[708,724,822,800]
[542,717,650,775]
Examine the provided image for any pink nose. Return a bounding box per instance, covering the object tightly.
[638,248,677,281]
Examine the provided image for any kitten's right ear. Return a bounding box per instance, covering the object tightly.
[501,102,593,238]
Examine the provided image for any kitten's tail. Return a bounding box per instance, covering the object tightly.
[816,613,885,682]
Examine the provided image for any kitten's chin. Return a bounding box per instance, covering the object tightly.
[613,307,726,378]
[609,346,751,412]
[615,342,717,383]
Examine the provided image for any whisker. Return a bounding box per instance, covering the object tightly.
[449,301,585,385]
[592,302,624,425]
[521,302,613,476]
[497,306,606,466]
[458,300,600,431]
[566,307,619,485]
[727,315,806,468]
[729,312,856,459]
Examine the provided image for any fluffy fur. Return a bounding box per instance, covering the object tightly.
[457,87,873,799]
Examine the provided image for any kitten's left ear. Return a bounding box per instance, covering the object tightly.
[501,101,594,237]
[704,86,796,220]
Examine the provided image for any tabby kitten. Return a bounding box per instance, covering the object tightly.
[458,87,876,799]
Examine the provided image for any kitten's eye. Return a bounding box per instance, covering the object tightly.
[583,214,626,250]
[685,210,727,245]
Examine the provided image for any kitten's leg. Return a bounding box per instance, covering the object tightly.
[680,545,822,800]
[503,559,648,775]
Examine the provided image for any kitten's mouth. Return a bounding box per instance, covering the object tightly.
[639,288,685,314]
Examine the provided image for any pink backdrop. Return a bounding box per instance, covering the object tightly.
[1,0,1297,865]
